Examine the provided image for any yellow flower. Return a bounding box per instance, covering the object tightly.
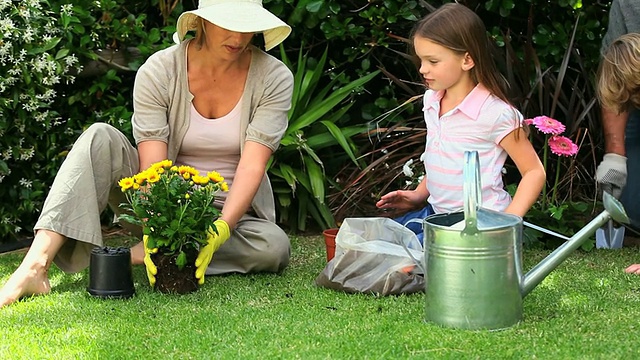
[133,172,148,185]
[207,171,224,183]
[146,170,161,183]
[118,177,135,191]
[192,175,209,186]
[178,165,199,176]
[151,160,172,174]
[117,159,225,262]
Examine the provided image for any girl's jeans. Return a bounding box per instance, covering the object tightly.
[392,204,435,244]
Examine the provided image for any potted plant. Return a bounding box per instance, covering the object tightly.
[118,160,228,294]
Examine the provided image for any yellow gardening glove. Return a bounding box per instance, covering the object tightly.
[195,219,231,285]
[143,235,158,286]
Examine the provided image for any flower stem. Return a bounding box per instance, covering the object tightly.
[541,135,549,211]
[551,157,561,205]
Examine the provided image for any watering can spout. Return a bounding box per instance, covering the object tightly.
[522,192,629,297]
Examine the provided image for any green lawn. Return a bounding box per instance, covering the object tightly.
[1,234,639,359]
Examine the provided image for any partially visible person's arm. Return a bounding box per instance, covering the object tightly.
[602,107,628,156]
[500,128,546,217]
[128,51,171,266]
[595,107,628,199]
[130,50,172,168]
[194,141,274,284]
[220,141,273,229]
[137,140,168,171]
[376,176,430,212]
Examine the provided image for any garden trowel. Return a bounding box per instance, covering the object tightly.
[595,220,625,249]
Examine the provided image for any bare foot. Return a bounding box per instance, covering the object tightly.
[0,260,51,308]
[625,264,640,274]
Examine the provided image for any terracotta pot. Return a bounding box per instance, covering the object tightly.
[322,228,339,262]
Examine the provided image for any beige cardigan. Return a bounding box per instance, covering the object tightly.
[131,40,294,222]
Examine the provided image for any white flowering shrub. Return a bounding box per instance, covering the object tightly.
[0,0,172,242]
[401,153,426,189]
[0,0,87,239]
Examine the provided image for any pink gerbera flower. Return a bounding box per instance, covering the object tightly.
[548,135,579,157]
[527,116,566,135]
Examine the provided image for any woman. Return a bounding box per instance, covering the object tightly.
[597,32,640,273]
[0,0,294,307]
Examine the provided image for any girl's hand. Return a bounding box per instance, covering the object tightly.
[625,264,640,275]
[376,190,426,211]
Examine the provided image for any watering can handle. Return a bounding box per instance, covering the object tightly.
[463,151,481,235]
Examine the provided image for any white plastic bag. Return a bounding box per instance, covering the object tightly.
[315,217,424,295]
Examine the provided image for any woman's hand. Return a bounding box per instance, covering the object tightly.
[195,219,231,285]
[142,235,158,286]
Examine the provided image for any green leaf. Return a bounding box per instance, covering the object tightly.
[292,168,312,193]
[278,163,298,192]
[287,70,380,134]
[319,120,359,165]
[27,37,62,55]
[0,160,9,173]
[277,192,292,207]
[306,1,324,12]
[176,251,187,269]
[305,156,325,203]
[147,236,157,249]
[55,49,70,60]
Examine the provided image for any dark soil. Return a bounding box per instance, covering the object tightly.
[152,249,199,294]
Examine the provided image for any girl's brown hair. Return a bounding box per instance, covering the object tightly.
[597,33,640,113]
[411,3,510,105]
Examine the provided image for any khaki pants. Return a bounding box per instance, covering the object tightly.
[34,123,290,275]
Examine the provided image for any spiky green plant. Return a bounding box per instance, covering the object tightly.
[268,45,380,231]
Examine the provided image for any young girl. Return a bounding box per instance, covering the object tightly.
[376,3,545,240]
[596,32,640,274]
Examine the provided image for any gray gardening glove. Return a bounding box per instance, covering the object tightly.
[595,153,627,199]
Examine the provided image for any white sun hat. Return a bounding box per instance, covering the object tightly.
[173,0,292,51]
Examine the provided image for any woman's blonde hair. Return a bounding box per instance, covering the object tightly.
[597,33,640,113]
[192,17,208,49]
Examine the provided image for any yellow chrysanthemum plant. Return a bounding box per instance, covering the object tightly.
[118,160,229,270]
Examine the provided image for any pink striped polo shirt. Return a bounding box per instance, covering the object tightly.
[422,84,523,214]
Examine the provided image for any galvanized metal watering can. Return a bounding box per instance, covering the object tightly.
[409,151,629,330]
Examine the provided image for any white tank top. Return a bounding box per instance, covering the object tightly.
[176,98,243,206]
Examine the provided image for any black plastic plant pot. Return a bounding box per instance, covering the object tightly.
[87,246,135,299]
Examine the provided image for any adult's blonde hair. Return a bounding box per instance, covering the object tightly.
[597,33,640,113]
[192,17,208,50]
